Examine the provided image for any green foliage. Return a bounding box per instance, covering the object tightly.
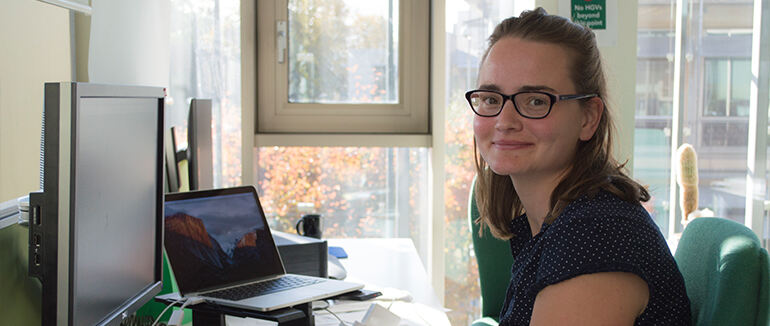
[289,0,350,102]
[257,147,409,238]
[288,0,395,103]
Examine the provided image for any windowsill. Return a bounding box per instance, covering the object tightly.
[254,133,432,147]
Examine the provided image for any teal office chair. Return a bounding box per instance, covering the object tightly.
[674,217,770,326]
[469,177,513,326]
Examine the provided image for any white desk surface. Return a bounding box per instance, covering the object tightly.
[327,238,443,309]
[317,238,450,326]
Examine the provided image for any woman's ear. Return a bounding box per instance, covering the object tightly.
[579,97,603,141]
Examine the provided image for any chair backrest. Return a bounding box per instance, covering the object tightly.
[469,177,514,321]
[674,217,770,326]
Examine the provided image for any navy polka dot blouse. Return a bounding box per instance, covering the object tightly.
[498,190,691,325]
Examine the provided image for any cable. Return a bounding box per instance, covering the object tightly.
[385,297,396,310]
[178,296,204,310]
[151,297,185,326]
[323,307,351,326]
[166,297,206,326]
[312,300,331,311]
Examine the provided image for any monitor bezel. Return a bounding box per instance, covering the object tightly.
[187,98,213,191]
[31,82,165,326]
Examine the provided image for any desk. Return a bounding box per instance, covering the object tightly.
[326,238,443,309]
[226,238,450,326]
[317,238,450,326]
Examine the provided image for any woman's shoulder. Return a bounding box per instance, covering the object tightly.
[535,190,673,281]
[541,190,660,245]
[554,190,651,227]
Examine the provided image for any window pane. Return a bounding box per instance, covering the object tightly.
[704,59,728,117]
[634,123,672,230]
[731,59,751,117]
[288,0,398,104]
[168,0,242,189]
[636,59,674,117]
[444,1,525,324]
[635,0,676,235]
[255,146,429,244]
[701,121,749,147]
[766,113,770,249]
[637,0,755,231]
[695,1,752,225]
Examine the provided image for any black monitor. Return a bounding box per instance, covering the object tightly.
[164,127,180,193]
[28,82,164,326]
[187,98,213,190]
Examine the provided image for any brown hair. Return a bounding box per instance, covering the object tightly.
[473,7,650,239]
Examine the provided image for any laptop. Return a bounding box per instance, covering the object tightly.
[162,185,363,312]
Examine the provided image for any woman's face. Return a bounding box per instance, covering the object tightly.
[473,37,600,181]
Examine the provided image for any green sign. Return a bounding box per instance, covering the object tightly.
[571,0,606,30]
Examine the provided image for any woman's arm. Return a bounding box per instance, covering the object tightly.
[530,272,649,326]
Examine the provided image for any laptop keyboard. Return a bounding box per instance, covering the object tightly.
[205,276,325,301]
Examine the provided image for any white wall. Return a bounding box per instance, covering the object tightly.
[88,0,169,87]
[596,1,639,171]
[537,0,639,170]
[0,0,72,202]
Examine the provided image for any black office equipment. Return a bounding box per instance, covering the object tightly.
[333,289,382,301]
[164,127,181,193]
[187,98,214,190]
[273,230,329,278]
[28,82,164,325]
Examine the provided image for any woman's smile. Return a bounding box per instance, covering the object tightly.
[492,140,533,150]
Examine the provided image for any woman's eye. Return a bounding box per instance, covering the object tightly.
[528,97,547,106]
[481,96,499,105]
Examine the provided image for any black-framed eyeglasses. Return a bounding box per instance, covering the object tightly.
[465,89,598,119]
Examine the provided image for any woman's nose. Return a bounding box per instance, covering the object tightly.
[495,100,523,131]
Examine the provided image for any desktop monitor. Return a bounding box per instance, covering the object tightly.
[187,98,213,190]
[28,82,165,326]
[164,127,180,193]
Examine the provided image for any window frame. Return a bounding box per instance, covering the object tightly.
[256,0,430,135]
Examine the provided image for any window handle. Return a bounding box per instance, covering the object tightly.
[277,21,287,64]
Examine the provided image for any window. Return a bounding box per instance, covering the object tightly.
[168,0,242,188]
[704,59,751,117]
[443,1,528,324]
[255,147,429,244]
[256,0,429,134]
[634,0,767,238]
[634,2,677,233]
[247,0,433,312]
[634,57,676,229]
[636,58,674,118]
[250,0,432,269]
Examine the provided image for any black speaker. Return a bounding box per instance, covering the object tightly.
[272,231,328,278]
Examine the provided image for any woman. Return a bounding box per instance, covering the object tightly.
[469,8,691,325]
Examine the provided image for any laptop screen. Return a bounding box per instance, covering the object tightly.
[164,187,284,294]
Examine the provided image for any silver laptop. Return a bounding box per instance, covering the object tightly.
[163,185,363,312]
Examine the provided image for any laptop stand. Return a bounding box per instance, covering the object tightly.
[155,294,313,326]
